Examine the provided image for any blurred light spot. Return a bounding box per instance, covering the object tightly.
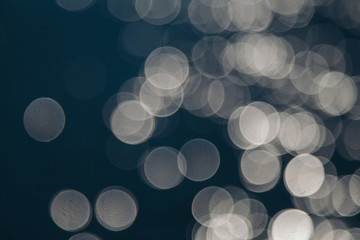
[135,0,181,25]
[349,170,360,207]
[192,36,232,79]
[107,0,140,22]
[332,175,360,217]
[145,46,189,90]
[269,209,313,240]
[24,97,65,142]
[192,186,233,227]
[95,186,138,231]
[64,56,107,100]
[230,0,273,33]
[179,138,220,182]
[323,229,355,240]
[56,0,95,12]
[206,213,253,240]
[238,102,280,147]
[110,100,155,145]
[284,154,325,197]
[278,111,321,154]
[143,146,185,190]
[239,149,281,192]
[69,232,102,240]
[315,72,357,116]
[50,189,92,232]
[139,80,184,117]
[188,0,232,34]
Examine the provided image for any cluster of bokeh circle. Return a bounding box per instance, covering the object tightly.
[23,0,360,239]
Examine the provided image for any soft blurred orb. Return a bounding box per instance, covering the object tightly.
[229,0,273,33]
[284,154,325,197]
[110,100,155,145]
[102,92,138,131]
[135,0,181,25]
[269,209,313,240]
[228,33,294,79]
[118,21,162,59]
[24,97,65,142]
[95,186,138,231]
[232,198,268,238]
[350,171,360,206]
[278,111,322,154]
[192,36,232,79]
[209,76,251,119]
[69,232,102,240]
[179,139,220,182]
[265,0,306,16]
[323,229,355,240]
[107,0,140,22]
[188,0,232,34]
[239,102,280,146]
[315,72,357,116]
[139,80,184,117]
[143,146,185,190]
[332,175,360,217]
[239,149,281,192]
[64,56,107,100]
[50,189,92,232]
[145,46,189,90]
[192,186,233,227]
[56,0,95,12]
[206,213,253,240]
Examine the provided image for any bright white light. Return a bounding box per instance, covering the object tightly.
[269,209,313,240]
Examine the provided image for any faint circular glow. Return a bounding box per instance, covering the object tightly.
[265,0,305,16]
[50,189,92,232]
[232,198,268,238]
[323,229,355,240]
[56,0,95,12]
[179,139,220,182]
[64,56,107,100]
[145,46,189,90]
[188,0,232,34]
[192,186,233,227]
[269,209,313,240]
[315,72,357,116]
[229,0,273,33]
[139,80,184,117]
[192,36,232,79]
[278,111,321,154]
[95,186,138,231]
[240,149,281,189]
[24,97,65,142]
[143,147,185,190]
[206,213,253,240]
[107,0,140,22]
[69,232,102,240]
[135,0,181,25]
[332,175,360,217]
[110,100,155,145]
[350,172,360,206]
[284,154,325,197]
